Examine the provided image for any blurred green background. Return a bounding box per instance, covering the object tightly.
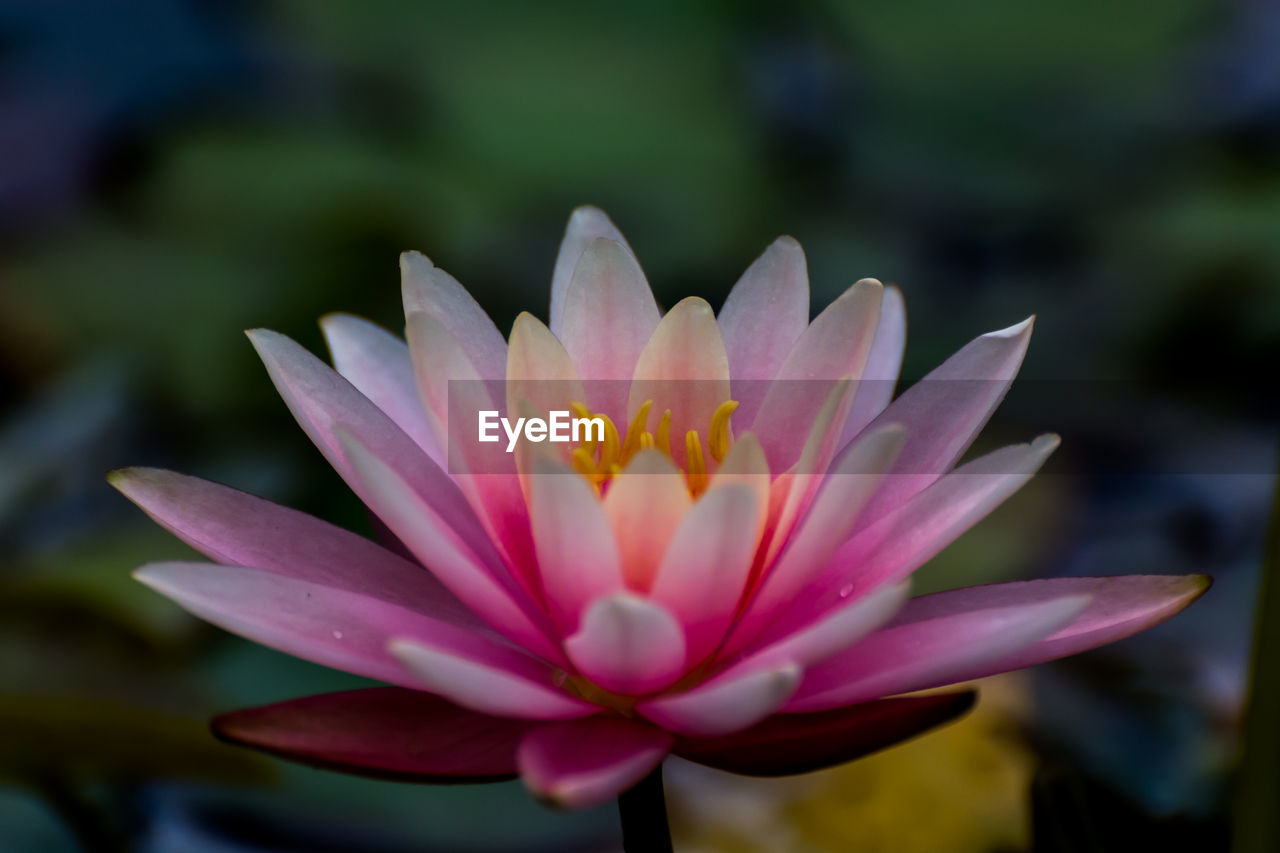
[0,1,1276,850]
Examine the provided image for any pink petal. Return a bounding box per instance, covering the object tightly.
[212,687,531,782]
[840,285,905,447]
[549,206,630,337]
[733,424,905,645]
[564,594,687,695]
[735,581,911,670]
[518,716,672,808]
[558,238,661,419]
[787,594,1089,713]
[649,485,762,665]
[506,311,584,426]
[853,316,1034,532]
[637,663,801,736]
[749,279,883,473]
[628,296,731,469]
[245,329,491,557]
[886,575,1211,682]
[401,251,507,380]
[528,456,625,632]
[320,313,443,464]
[134,562,489,690]
[390,637,597,721]
[108,467,479,627]
[717,236,810,423]
[337,430,561,663]
[783,434,1060,635]
[673,689,975,777]
[603,451,692,590]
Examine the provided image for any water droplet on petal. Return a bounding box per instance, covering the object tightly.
[552,669,568,687]
[839,584,854,598]
[332,630,344,640]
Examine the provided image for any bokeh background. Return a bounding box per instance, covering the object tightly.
[1,1,1277,850]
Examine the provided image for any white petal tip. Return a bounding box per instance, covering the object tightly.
[985,316,1035,339]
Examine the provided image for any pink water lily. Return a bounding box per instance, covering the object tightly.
[113,207,1206,809]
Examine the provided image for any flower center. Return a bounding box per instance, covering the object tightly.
[567,398,738,497]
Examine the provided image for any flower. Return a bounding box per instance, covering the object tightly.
[112,206,1207,809]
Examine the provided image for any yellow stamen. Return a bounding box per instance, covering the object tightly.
[621,400,652,461]
[571,446,599,480]
[685,430,707,495]
[639,432,654,450]
[598,415,621,471]
[708,400,738,464]
[569,401,597,453]
[655,409,672,455]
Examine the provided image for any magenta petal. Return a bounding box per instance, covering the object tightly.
[212,687,530,782]
[518,716,672,808]
[108,467,478,627]
[788,594,1089,712]
[565,595,687,695]
[134,562,490,689]
[853,316,1034,531]
[320,313,443,464]
[673,690,975,777]
[549,206,631,337]
[886,575,1211,683]
[390,637,597,721]
[637,663,801,737]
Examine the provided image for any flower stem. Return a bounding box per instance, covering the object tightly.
[617,764,673,853]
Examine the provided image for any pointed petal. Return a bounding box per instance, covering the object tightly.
[750,279,883,472]
[212,687,530,782]
[564,594,687,695]
[401,251,507,380]
[320,313,442,463]
[718,236,810,392]
[603,451,693,590]
[559,238,660,418]
[506,312,584,423]
[528,456,625,631]
[787,595,1089,712]
[245,329,491,557]
[886,575,1211,682]
[735,424,905,642]
[108,467,480,626]
[841,284,905,446]
[637,663,801,737]
[854,316,1034,530]
[549,206,629,336]
[518,717,672,808]
[134,562,488,689]
[391,637,596,721]
[337,430,560,662]
[650,485,762,665]
[629,296,731,467]
[674,690,975,777]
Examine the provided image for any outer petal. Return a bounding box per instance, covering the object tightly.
[391,637,596,721]
[750,279,883,473]
[637,663,801,737]
[718,236,810,391]
[320,313,442,464]
[401,251,507,380]
[853,316,1034,531]
[628,296,731,469]
[549,205,629,337]
[337,430,561,663]
[649,485,762,665]
[245,329,491,558]
[673,690,975,777]
[528,456,625,632]
[840,284,905,447]
[885,575,1211,683]
[212,687,530,782]
[787,595,1089,713]
[603,451,693,590]
[518,717,672,808]
[134,562,488,690]
[559,238,661,419]
[565,594,687,695]
[107,467,477,626]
